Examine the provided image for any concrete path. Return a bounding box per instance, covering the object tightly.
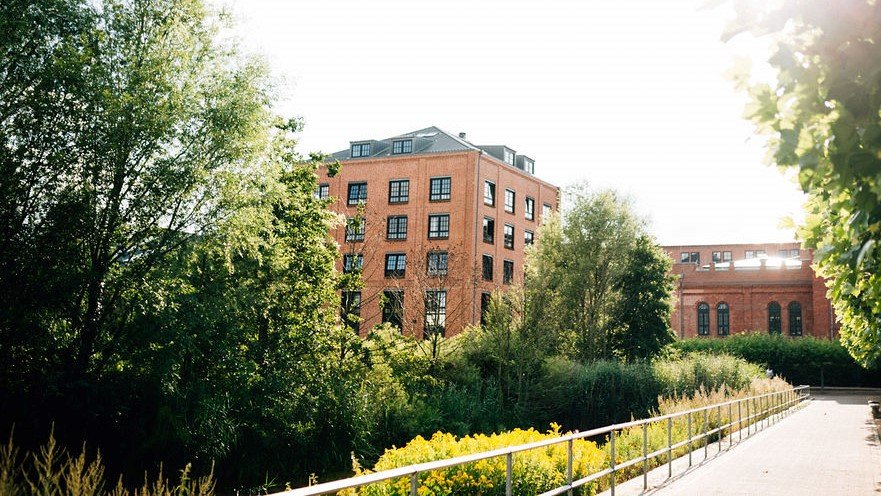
[604,394,881,496]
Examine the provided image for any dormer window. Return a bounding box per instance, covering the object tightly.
[503,149,514,165]
[392,139,413,155]
[351,143,370,158]
[523,159,534,174]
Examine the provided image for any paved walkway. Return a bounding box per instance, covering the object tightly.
[604,394,881,496]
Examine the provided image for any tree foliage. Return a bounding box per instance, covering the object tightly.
[524,184,674,360]
[729,0,881,366]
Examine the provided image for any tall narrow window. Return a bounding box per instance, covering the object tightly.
[428,214,450,239]
[424,290,447,337]
[503,260,514,284]
[697,303,710,335]
[482,255,493,281]
[347,182,367,205]
[723,251,732,262]
[429,177,451,201]
[712,251,722,263]
[483,217,494,244]
[484,181,495,206]
[524,230,534,245]
[525,197,535,220]
[542,203,552,220]
[768,302,782,334]
[392,139,413,154]
[504,189,515,213]
[427,251,448,276]
[341,291,361,333]
[788,302,803,336]
[480,292,491,325]
[503,224,514,249]
[386,215,408,240]
[384,253,406,278]
[345,217,364,242]
[381,290,404,330]
[388,180,409,203]
[717,303,730,336]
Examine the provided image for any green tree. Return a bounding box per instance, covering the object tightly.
[525,185,643,360]
[729,0,881,366]
[612,235,676,360]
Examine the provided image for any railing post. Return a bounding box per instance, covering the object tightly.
[687,412,692,467]
[728,402,733,449]
[506,452,512,496]
[738,399,742,442]
[567,437,573,496]
[717,405,722,453]
[642,422,648,490]
[410,472,418,496]
[703,408,708,459]
[667,417,672,478]
[610,429,616,496]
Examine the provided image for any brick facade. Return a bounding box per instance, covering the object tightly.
[319,130,558,338]
[664,243,838,339]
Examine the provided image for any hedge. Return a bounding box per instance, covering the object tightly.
[671,334,881,387]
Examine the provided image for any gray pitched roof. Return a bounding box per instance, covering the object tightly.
[329,126,479,161]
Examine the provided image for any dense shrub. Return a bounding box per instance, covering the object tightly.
[653,352,762,397]
[671,334,881,387]
[350,425,606,496]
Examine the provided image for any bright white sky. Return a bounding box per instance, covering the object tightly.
[220,0,806,246]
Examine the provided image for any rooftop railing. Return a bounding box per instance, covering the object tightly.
[272,385,810,496]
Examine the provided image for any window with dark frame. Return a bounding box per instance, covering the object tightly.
[386,215,408,240]
[717,303,730,336]
[345,217,364,242]
[480,292,491,325]
[428,214,450,239]
[723,251,732,262]
[504,224,514,249]
[347,182,367,205]
[427,251,448,276]
[482,254,493,281]
[341,291,361,333]
[384,253,406,278]
[315,183,329,200]
[484,181,495,206]
[343,253,363,273]
[429,177,451,201]
[697,303,710,335]
[424,290,447,338]
[788,302,803,336]
[392,139,413,154]
[712,251,722,263]
[351,143,370,158]
[680,252,699,264]
[503,260,513,284]
[388,180,409,203]
[483,217,494,244]
[381,290,403,330]
[524,230,534,245]
[768,302,782,334]
[504,189,515,213]
[525,197,535,220]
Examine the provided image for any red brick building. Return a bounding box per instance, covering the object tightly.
[663,243,838,339]
[318,127,559,338]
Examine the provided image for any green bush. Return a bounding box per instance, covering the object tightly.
[671,334,881,387]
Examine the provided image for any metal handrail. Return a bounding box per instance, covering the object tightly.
[272,385,810,496]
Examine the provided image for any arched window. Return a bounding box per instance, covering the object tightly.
[768,302,782,334]
[717,303,730,336]
[697,303,710,336]
[789,302,803,336]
